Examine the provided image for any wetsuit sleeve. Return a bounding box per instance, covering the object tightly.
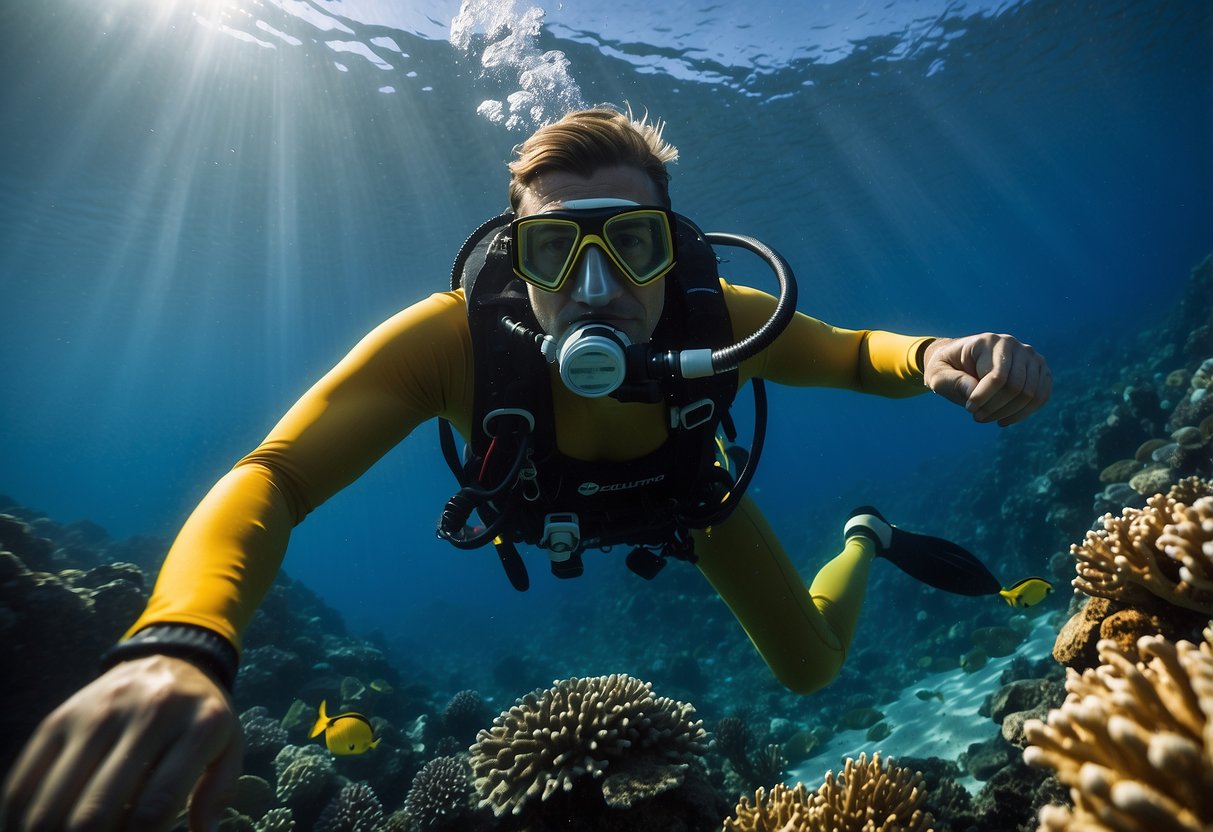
[723,281,934,396]
[124,290,474,650]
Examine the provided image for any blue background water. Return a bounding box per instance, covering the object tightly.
[2,0,1210,659]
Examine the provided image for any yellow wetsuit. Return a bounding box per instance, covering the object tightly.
[126,280,931,694]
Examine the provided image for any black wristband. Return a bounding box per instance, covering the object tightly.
[100,624,239,692]
[916,337,937,379]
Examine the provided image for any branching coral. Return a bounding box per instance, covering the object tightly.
[722,781,813,831]
[722,753,934,831]
[1070,477,1213,614]
[468,673,707,816]
[1023,626,1213,831]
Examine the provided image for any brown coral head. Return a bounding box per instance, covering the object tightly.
[467,673,706,817]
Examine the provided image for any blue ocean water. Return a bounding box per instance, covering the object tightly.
[1,0,1210,671]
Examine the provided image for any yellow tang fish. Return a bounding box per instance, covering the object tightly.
[310,699,380,755]
[998,577,1054,608]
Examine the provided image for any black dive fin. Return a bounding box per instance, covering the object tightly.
[881,528,1002,597]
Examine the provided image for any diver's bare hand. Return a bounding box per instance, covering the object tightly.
[1,655,242,832]
[922,333,1051,426]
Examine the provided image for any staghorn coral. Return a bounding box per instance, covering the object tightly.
[722,753,934,832]
[403,755,472,830]
[723,782,813,831]
[468,673,707,817]
[1023,626,1213,831]
[1070,477,1213,615]
[314,781,386,832]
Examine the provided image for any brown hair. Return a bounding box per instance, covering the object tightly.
[508,106,679,211]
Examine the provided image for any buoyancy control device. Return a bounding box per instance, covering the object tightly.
[435,209,798,590]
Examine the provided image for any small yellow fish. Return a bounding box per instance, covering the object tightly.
[369,679,394,694]
[999,577,1054,608]
[310,700,380,755]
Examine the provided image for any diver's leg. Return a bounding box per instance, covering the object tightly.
[692,495,874,695]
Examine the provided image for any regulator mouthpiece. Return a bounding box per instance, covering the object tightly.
[556,322,631,398]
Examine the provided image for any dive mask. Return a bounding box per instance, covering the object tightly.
[510,203,678,292]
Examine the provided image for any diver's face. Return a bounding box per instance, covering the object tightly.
[517,166,666,345]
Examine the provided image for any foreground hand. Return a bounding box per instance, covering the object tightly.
[1,655,242,832]
[922,333,1051,426]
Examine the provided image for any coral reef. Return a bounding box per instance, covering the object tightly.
[314,781,386,832]
[441,689,490,743]
[0,514,148,767]
[1053,477,1213,671]
[273,744,341,819]
[403,755,474,831]
[1070,477,1213,614]
[712,714,787,794]
[231,774,277,822]
[468,673,707,817]
[722,753,934,831]
[242,706,291,780]
[1024,626,1213,830]
[255,807,297,832]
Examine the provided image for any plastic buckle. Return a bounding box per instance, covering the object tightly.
[483,408,535,436]
[670,398,715,430]
[541,513,580,562]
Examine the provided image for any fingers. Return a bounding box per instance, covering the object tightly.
[992,350,1051,425]
[2,716,70,830]
[925,366,974,409]
[65,711,172,832]
[187,729,244,832]
[960,334,1051,426]
[125,716,233,832]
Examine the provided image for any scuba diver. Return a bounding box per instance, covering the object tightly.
[1,106,1052,832]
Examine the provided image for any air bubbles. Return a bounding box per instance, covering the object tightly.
[449,0,586,131]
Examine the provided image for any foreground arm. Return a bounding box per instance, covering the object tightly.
[2,291,473,832]
[724,282,1051,424]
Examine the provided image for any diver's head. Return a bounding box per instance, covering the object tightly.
[515,167,669,345]
[507,106,678,213]
[509,107,679,345]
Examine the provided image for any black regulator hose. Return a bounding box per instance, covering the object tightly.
[702,232,798,372]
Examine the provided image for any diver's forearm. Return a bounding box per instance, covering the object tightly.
[124,462,293,651]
